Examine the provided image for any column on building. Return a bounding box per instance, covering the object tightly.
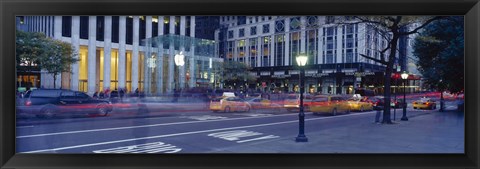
[179,16,186,89]
[87,16,97,95]
[284,18,291,66]
[300,16,307,55]
[144,16,153,94]
[168,16,175,92]
[269,22,275,67]
[70,16,80,91]
[131,16,140,92]
[189,16,196,89]
[156,16,164,95]
[103,16,112,91]
[52,16,63,89]
[256,36,262,67]
[118,16,127,90]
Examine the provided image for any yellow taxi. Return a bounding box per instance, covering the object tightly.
[347,95,373,112]
[413,97,437,110]
[210,97,251,112]
[310,95,350,116]
[283,94,314,112]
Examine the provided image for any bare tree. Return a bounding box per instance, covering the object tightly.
[339,16,445,124]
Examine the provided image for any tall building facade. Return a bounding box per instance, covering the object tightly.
[17,16,222,95]
[215,16,418,94]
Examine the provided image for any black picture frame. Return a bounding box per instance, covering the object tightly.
[1,0,478,168]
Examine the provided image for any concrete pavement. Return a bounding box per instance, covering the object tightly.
[208,108,464,153]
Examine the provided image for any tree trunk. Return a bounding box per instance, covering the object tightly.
[382,36,399,124]
[53,73,57,89]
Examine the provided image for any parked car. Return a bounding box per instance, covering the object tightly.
[347,97,373,112]
[413,97,437,110]
[310,95,350,116]
[283,94,314,112]
[18,89,113,118]
[209,97,251,113]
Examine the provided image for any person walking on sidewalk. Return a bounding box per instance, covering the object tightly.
[375,108,383,124]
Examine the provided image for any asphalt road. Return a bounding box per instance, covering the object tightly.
[15,100,462,153]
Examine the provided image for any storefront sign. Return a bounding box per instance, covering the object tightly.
[345,72,376,76]
[274,71,285,75]
[289,70,300,75]
[260,71,271,76]
[305,73,329,78]
[272,75,291,79]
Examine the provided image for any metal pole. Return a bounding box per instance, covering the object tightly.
[296,67,308,142]
[401,79,408,121]
[394,78,397,121]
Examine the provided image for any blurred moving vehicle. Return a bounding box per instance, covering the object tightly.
[244,97,282,110]
[413,97,437,110]
[17,89,113,118]
[347,96,373,112]
[369,96,403,110]
[283,94,314,112]
[310,95,350,116]
[210,97,251,113]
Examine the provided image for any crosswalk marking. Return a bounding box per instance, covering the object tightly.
[93,142,182,153]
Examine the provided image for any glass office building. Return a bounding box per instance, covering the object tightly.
[142,35,223,95]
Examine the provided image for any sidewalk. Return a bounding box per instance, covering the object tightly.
[212,110,464,153]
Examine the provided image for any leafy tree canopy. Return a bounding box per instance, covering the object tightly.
[413,16,464,93]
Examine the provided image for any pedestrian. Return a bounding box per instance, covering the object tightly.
[99,91,105,99]
[93,91,98,98]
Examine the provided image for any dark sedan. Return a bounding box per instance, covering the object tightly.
[17,89,113,118]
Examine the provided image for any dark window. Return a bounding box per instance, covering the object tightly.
[140,16,146,43]
[263,24,270,33]
[250,26,257,35]
[112,16,119,43]
[186,16,191,37]
[60,91,75,99]
[61,16,72,37]
[239,28,244,37]
[79,16,89,39]
[228,30,234,39]
[153,21,158,36]
[326,16,335,24]
[175,16,180,35]
[164,17,170,35]
[75,92,90,99]
[275,20,285,33]
[126,17,133,45]
[96,16,105,41]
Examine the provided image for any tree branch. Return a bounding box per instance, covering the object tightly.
[359,54,387,65]
[399,16,446,36]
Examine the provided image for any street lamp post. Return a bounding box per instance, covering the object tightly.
[401,71,409,121]
[295,54,308,142]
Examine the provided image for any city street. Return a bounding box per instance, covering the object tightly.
[16,99,464,153]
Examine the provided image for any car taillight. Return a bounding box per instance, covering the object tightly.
[25,100,32,106]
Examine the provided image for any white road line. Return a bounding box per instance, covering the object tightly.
[17,113,298,138]
[21,111,374,153]
[16,126,34,129]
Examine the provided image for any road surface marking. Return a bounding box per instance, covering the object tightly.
[237,135,280,143]
[16,126,34,129]
[208,130,279,143]
[17,113,298,139]
[181,115,228,121]
[21,111,374,153]
[93,142,181,153]
[234,113,273,117]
